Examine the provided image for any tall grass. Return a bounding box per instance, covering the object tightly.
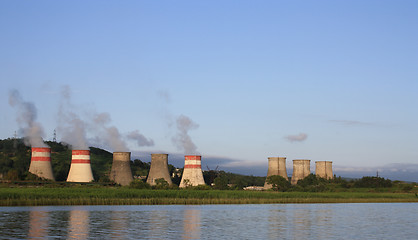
[0,187,417,206]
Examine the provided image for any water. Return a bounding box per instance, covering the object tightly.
[0,203,416,239]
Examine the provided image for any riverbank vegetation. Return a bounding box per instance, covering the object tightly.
[1,184,417,206]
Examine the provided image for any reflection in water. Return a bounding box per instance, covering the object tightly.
[268,208,288,238]
[148,210,170,239]
[183,208,201,240]
[68,210,89,239]
[28,210,49,239]
[1,203,418,239]
[110,211,130,239]
[292,205,313,239]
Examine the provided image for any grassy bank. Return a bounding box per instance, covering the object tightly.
[1,186,417,206]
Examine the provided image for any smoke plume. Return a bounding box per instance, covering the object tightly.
[8,89,47,147]
[57,86,89,150]
[127,130,154,147]
[285,133,308,142]
[91,112,129,152]
[172,114,199,154]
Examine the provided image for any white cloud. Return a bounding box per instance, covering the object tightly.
[285,133,308,142]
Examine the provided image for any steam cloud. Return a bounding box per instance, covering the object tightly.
[58,85,154,152]
[8,89,47,147]
[285,133,308,142]
[172,114,199,154]
[91,112,129,152]
[57,86,89,150]
[127,130,154,147]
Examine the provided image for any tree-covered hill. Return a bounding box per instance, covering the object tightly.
[0,138,266,188]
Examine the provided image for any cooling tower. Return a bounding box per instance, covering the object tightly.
[147,154,173,185]
[179,155,206,188]
[291,159,311,185]
[110,152,133,186]
[315,161,333,179]
[67,150,94,182]
[29,147,55,180]
[264,157,288,189]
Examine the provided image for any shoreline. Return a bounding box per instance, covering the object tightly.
[1,186,417,206]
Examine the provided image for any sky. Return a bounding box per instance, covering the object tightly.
[1,1,417,181]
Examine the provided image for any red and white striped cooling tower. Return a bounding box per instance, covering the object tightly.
[179,155,206,188]
[66,150,94,182]
[29,147,55,180]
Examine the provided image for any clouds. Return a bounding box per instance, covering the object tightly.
[334,163,418,182]
[329,120,374,126]
[285,133,308,142]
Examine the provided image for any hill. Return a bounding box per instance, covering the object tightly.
[0,138,265,187]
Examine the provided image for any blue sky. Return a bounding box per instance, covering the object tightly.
[1,1,417,180]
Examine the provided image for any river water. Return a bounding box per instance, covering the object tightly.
[0,203,416,239]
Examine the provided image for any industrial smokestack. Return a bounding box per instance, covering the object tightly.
[264,157,287,189]
[110,152,133,186]
[67,150,94,182]
[291,159,311,185]
[315,161,333,179]
[147,154,173,185]
[30,147,54,180]
[179,155,205,188]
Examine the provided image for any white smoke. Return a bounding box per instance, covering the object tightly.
[285,133,308,142]
[127,130,154,147]
[8,89,47,147]
[91,112,129,152]
[58,85,154,152]
[57,86,89,150]
[172,114,199,154]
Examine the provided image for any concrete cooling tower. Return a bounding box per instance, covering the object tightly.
[264,157,287,189]
[110,152,133,186]
[315,161,333,179]
[29,147,54,180]
[67,150,94,182]
[291,159,311,185]
[179,155,206,188]
[146,154,173,185]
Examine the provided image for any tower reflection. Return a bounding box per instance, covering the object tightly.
[28,210,49,238]
[183,208,201,240]
[68,210,89,239]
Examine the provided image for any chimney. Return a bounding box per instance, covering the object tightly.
[67,150,94,182]
[146,154,173,185]
[110,152,133,186]
[264,157,288,189]
[30,147,55,180]
[315,161,333,179]
[179,155,206,188]
[291,159,310,185]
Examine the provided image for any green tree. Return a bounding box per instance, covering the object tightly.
[129,179,151,189]
[213,175,229,190]
[154,178,170,189]
[266,175,291,191]
[353,176,392,188]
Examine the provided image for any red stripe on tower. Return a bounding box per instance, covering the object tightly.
[185,155,201,160]
[184,164,201,168]
[72,150,90,155]
[32,148,51,153]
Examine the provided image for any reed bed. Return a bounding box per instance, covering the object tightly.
[0,187,417,206]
